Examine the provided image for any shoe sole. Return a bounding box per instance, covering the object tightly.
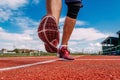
[38,15,60,53]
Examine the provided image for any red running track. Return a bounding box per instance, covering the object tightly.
[0,55,120,80]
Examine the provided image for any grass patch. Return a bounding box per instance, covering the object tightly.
[0,52,101,57]
[0,52,57,57]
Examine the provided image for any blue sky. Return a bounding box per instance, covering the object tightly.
[0,0,120,53]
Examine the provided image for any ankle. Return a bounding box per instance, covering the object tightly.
[59,45,68,49]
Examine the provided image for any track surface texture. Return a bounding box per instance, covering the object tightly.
[0,55,120,80]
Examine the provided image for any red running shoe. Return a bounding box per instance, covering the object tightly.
[58,46,74,60]
[38,15,60,53]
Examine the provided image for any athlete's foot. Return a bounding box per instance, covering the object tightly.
[58,46,74,60]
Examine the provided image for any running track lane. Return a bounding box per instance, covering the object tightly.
[0,56,120,80]
[0,56,58,68]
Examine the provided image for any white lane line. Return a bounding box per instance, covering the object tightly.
[0,58,65,72]
[76,59,120,61]
[0,56,84,72]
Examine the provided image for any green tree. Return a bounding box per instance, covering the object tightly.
[13,49,19,53]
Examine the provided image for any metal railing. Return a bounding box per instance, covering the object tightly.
[102,45,120,55]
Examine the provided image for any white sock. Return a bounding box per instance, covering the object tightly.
[59,45,68,49]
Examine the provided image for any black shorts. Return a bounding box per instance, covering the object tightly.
[65,0,83,8]
[65,0,82,3]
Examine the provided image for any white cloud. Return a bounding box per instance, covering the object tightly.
[86,42,102,52]
[59,27,111,53]
[68,41,102,53]
[12,17,39,29]
[84,43,102,53]
[0,9,12,22]
[32,0,40,5]
[0,27,32,41]
[0,0,45,51]
[89,43,102,47]
[0,27,45,51]
[76,20,88,26]
[0,27,4,31]
[59,17,87,26]
[59,17,65,23]
[0,0,28,10]
[70,28,109,41]
[0,0,28,22]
